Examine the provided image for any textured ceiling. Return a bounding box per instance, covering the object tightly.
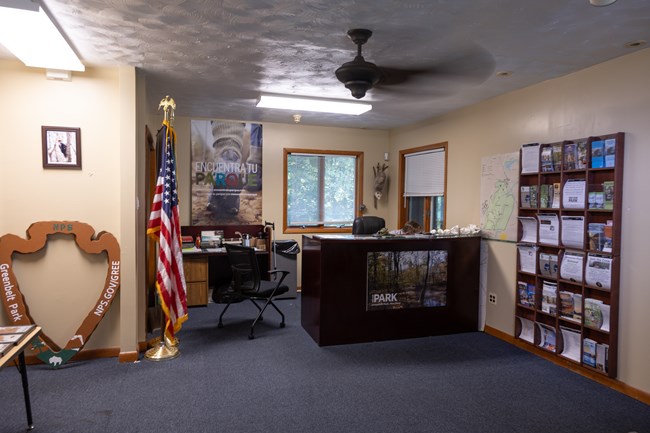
[5,0,650,129]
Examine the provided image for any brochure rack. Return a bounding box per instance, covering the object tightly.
[515,132,623,377]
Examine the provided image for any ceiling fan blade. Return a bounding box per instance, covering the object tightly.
[373,43,495,96]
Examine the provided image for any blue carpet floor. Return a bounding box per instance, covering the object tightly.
[1,297,649,433]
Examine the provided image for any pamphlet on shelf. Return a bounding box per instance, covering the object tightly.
[602,222,613,253]
[603,181,614,210]
[551,183,561,208]
[563,142,577,170]
[560,216,585,249]
[521,143,540,174]
[537,213,559,245]
[516,282,535,307]
[551,143,562,171]
[596,343,609,372]
[559,291,581,322]
[591,141,605,168]
[517,244,538,274]
[517,317,535,343]
[541,281,558,315]
[600,303,611,332]
[584,298,604,329]
[576,140,588,169]
[537,322,557,352]
[560,250,584,283]
[583,338,597,367]
[539,184,549,208]
[518,217,537,243]
[529,185,538,208]
[539,252,558,278]
[562,179,586,209]
[541,146,553,172]
[574,293,582,319]
[604,138,616,168]
[517,281,528,305]
[585,253,612,290]
[520,186,531,208]
[559,326,581,362]
[588,223,606,251]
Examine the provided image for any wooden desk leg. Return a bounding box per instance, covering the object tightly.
[18,351,35,430]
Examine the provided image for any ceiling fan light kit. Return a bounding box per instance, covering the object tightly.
[335,29,381,99]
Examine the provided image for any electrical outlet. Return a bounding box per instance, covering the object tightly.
[488,292,497,305]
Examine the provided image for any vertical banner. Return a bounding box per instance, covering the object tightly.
[190,120,263,225]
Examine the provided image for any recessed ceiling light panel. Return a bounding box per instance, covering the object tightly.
[0,3,85,71]
[256,94,372,115]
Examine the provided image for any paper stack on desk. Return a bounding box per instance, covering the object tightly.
[201,230,223,248]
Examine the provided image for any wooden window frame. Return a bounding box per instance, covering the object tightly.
[283,148,364,234]
[397,142,448,230]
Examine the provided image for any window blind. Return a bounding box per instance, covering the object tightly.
[404,148,445,197]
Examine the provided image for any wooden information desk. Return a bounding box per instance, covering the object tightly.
[301,234,481,346]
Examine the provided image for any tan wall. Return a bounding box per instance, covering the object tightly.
[389,48,650,393]
[0,60,139,354]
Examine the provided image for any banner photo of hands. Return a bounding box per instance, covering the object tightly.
[0,221,120,368]
[190,120,263,225]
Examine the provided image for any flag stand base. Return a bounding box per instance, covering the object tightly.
[144,340,179,361]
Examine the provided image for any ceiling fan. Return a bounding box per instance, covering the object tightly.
[335,28,496,100]
[335,29,382,99]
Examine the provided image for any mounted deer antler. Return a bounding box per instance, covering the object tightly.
[373,163,388,208]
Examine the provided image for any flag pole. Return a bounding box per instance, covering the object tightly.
[145,96,183,361]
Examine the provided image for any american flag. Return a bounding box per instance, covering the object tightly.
[147,121,188,339]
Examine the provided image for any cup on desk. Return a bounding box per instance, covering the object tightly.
[242,233,252,247]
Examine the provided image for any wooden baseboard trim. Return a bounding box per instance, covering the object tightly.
[118,351,140,363]
[484,325,650,405]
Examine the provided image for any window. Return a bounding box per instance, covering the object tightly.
[398,143,447,231]
[284,149,363,233]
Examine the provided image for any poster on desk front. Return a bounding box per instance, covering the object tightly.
[190,119,263,225]
[366,250,448,311]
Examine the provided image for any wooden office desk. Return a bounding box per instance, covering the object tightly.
[182,248,270,306]
[1,326,42,430]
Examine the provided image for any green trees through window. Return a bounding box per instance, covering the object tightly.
[284,149,363,233]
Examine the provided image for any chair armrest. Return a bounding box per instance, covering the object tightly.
[268,269,290,286]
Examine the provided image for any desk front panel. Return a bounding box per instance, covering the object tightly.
[301,235,481,346]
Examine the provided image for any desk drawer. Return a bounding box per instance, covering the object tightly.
[183,256,208,282]
[186,281,208,306]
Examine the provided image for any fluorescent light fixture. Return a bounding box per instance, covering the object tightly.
[256,94,372,115]
[0,1,84,71]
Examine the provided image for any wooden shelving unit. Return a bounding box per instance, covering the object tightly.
[514,132,624,378]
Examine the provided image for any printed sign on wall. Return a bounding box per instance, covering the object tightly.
[190,120,263,225]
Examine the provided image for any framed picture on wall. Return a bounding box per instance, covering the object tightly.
[42,126,81,169]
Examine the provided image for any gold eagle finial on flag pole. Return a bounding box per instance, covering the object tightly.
[159,95,176,125]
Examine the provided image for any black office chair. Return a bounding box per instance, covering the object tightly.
[213,244,290,339]
[351,216,386,235]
